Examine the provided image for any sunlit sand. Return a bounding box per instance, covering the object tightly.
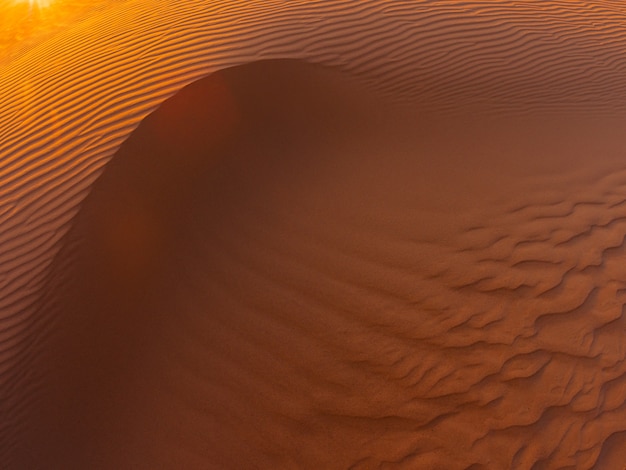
[3,1,626,468]
[16,0,53,8]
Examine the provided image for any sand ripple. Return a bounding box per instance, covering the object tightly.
[3,2,626,468]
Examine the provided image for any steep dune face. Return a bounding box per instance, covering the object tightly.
[17,59,626,469]
[4,1,626,469]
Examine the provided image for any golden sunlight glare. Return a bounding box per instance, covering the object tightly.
[15,0,53,8]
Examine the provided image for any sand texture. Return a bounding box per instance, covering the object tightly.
[3,1,626,468]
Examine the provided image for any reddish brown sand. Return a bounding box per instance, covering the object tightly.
[4,2,626,469]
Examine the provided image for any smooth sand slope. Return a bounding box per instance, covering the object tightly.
[4,1,626,468]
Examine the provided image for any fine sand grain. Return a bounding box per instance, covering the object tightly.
[4,2,626,469]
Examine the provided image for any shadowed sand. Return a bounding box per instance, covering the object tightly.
[14,59,626,469]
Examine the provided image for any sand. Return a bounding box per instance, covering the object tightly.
[4,1,626,468]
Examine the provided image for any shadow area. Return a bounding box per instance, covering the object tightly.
[25,59,404,469]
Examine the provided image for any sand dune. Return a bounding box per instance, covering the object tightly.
[4,1,626,468]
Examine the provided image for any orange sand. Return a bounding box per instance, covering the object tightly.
[3,2,626,469]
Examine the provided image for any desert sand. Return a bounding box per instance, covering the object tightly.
[3,1,626,468]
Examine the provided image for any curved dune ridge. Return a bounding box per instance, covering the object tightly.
[15,59,626,469]
[21,57,626,469]
[3,0,626,468]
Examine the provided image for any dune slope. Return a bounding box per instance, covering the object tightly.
[14,59,626,469]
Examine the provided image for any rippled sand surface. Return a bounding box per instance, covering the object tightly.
[4,2,626,468]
